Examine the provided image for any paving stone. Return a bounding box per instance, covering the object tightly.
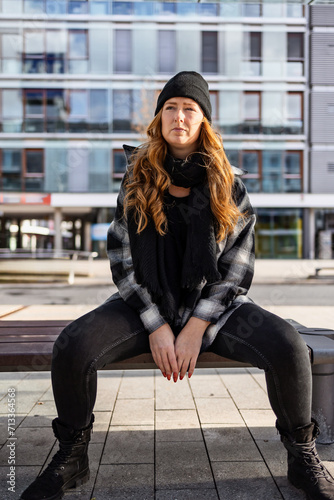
[101,425,154,464]
[0,427,55,466]
[94,371,122,412]
[247,367,267,392]
[212,461,282,499]
[1,465,40,500]
[155,410,202,442]
[93,464,154,500]
[155,376,195,410]
[218,368,271,410]
[0,414,25,445]
[155,489,219,500]
[28,399,57,416]
[156,440,214,490]
[189,369,229,398]
[6,304,98,321]
[19,414,54,428]
[202,424,263,462]
[111,399,154,426]
[118,371,154,399]
[195,397,243,424]
[240,408,277,440]
[90,411,112,444]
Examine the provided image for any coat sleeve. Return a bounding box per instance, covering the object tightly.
[107,174,167,334]
[192,176,256,324]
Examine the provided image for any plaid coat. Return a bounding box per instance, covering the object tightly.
[106,146,256,350]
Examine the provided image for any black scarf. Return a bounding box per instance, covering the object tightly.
[127,153,221,323]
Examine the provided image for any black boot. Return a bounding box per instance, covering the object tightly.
[20,415,94,500]
[277,419,334,500]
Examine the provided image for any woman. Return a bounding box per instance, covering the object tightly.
[21,72,334,500]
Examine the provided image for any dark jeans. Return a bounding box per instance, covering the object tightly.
[52,299,312,433]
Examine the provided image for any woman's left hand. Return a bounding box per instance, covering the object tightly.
[174,317,210,380]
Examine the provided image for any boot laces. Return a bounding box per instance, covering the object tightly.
[39,443,73,479]
[301,442,331,484]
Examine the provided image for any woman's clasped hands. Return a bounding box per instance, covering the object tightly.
[149,317,210,382]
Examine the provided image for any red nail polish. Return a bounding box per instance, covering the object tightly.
[162,372,166,378]
[180,375,184,381]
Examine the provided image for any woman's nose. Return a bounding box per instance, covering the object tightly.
[174,109,185,122]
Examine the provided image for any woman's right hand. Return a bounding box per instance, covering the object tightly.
[149,324,178,382]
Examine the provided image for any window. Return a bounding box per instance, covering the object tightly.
[68,90,88,132]
[198,3,218,17]
[158,31,176,74]
[23,30,45,73]
[68,0,88,14]
[202,32,218,74]
[286,92,303,134]
[113,150,127,179]
[24,90,44,132]
[114,30,132,73]
[177,2,196,16]
[155,2,176,15]
[68,30,88,73]
[0,149,44,192]
[24,150,44,191]
[46,90,66,132]
[242,3,261,17]
[243,32,262,76]
[112,149,127,192]
[242,151,261,192]
[1,33,22,73]
[242,92,261,133]
[225,149,302,193]
[287,33,304,77]
[46,30,66,74]
[1,150,22,190]
[209,91,219,123]
[24,89,67,133]
[113,89,132,131]
[89,90,108,132]
[2,89,23,133]
[112,1,133,15]
[284,152,302,192]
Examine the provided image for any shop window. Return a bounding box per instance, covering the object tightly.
[242,92,261,133]
[68,90,88,132]
[158,31,176,74]
[255,208,303,259]
[113,89,132,132]
[202,32,218,74]
[243,32,262,76]
[68,30,88,73]
[114,30,132,73]
[286,92,303,134]
[287,33,304,77]
[24,150,44,191]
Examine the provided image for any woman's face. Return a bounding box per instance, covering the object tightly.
[161,97,204,158]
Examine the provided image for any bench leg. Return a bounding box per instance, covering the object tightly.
[311,363,334,444]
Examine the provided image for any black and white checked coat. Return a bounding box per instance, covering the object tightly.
[106,147,257,350]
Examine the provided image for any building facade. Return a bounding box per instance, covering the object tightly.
[0,0,333,258]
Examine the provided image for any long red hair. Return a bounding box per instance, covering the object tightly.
[123,112,243,242]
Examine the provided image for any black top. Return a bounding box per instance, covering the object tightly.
[164,191,190,311]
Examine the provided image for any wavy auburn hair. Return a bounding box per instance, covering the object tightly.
[123,112,244,242]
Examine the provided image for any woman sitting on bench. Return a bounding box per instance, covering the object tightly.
[21,72,334,500]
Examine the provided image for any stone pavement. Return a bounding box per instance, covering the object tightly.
[0,286,334,499]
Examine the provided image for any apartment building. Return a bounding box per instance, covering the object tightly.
[0,0,331,258]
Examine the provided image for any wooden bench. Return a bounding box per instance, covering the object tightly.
[1,319,334,443]
[1,319,334,372]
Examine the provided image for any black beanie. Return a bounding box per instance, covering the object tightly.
[155,71,212,123]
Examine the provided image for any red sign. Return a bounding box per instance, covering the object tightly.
[0,193,51,205]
